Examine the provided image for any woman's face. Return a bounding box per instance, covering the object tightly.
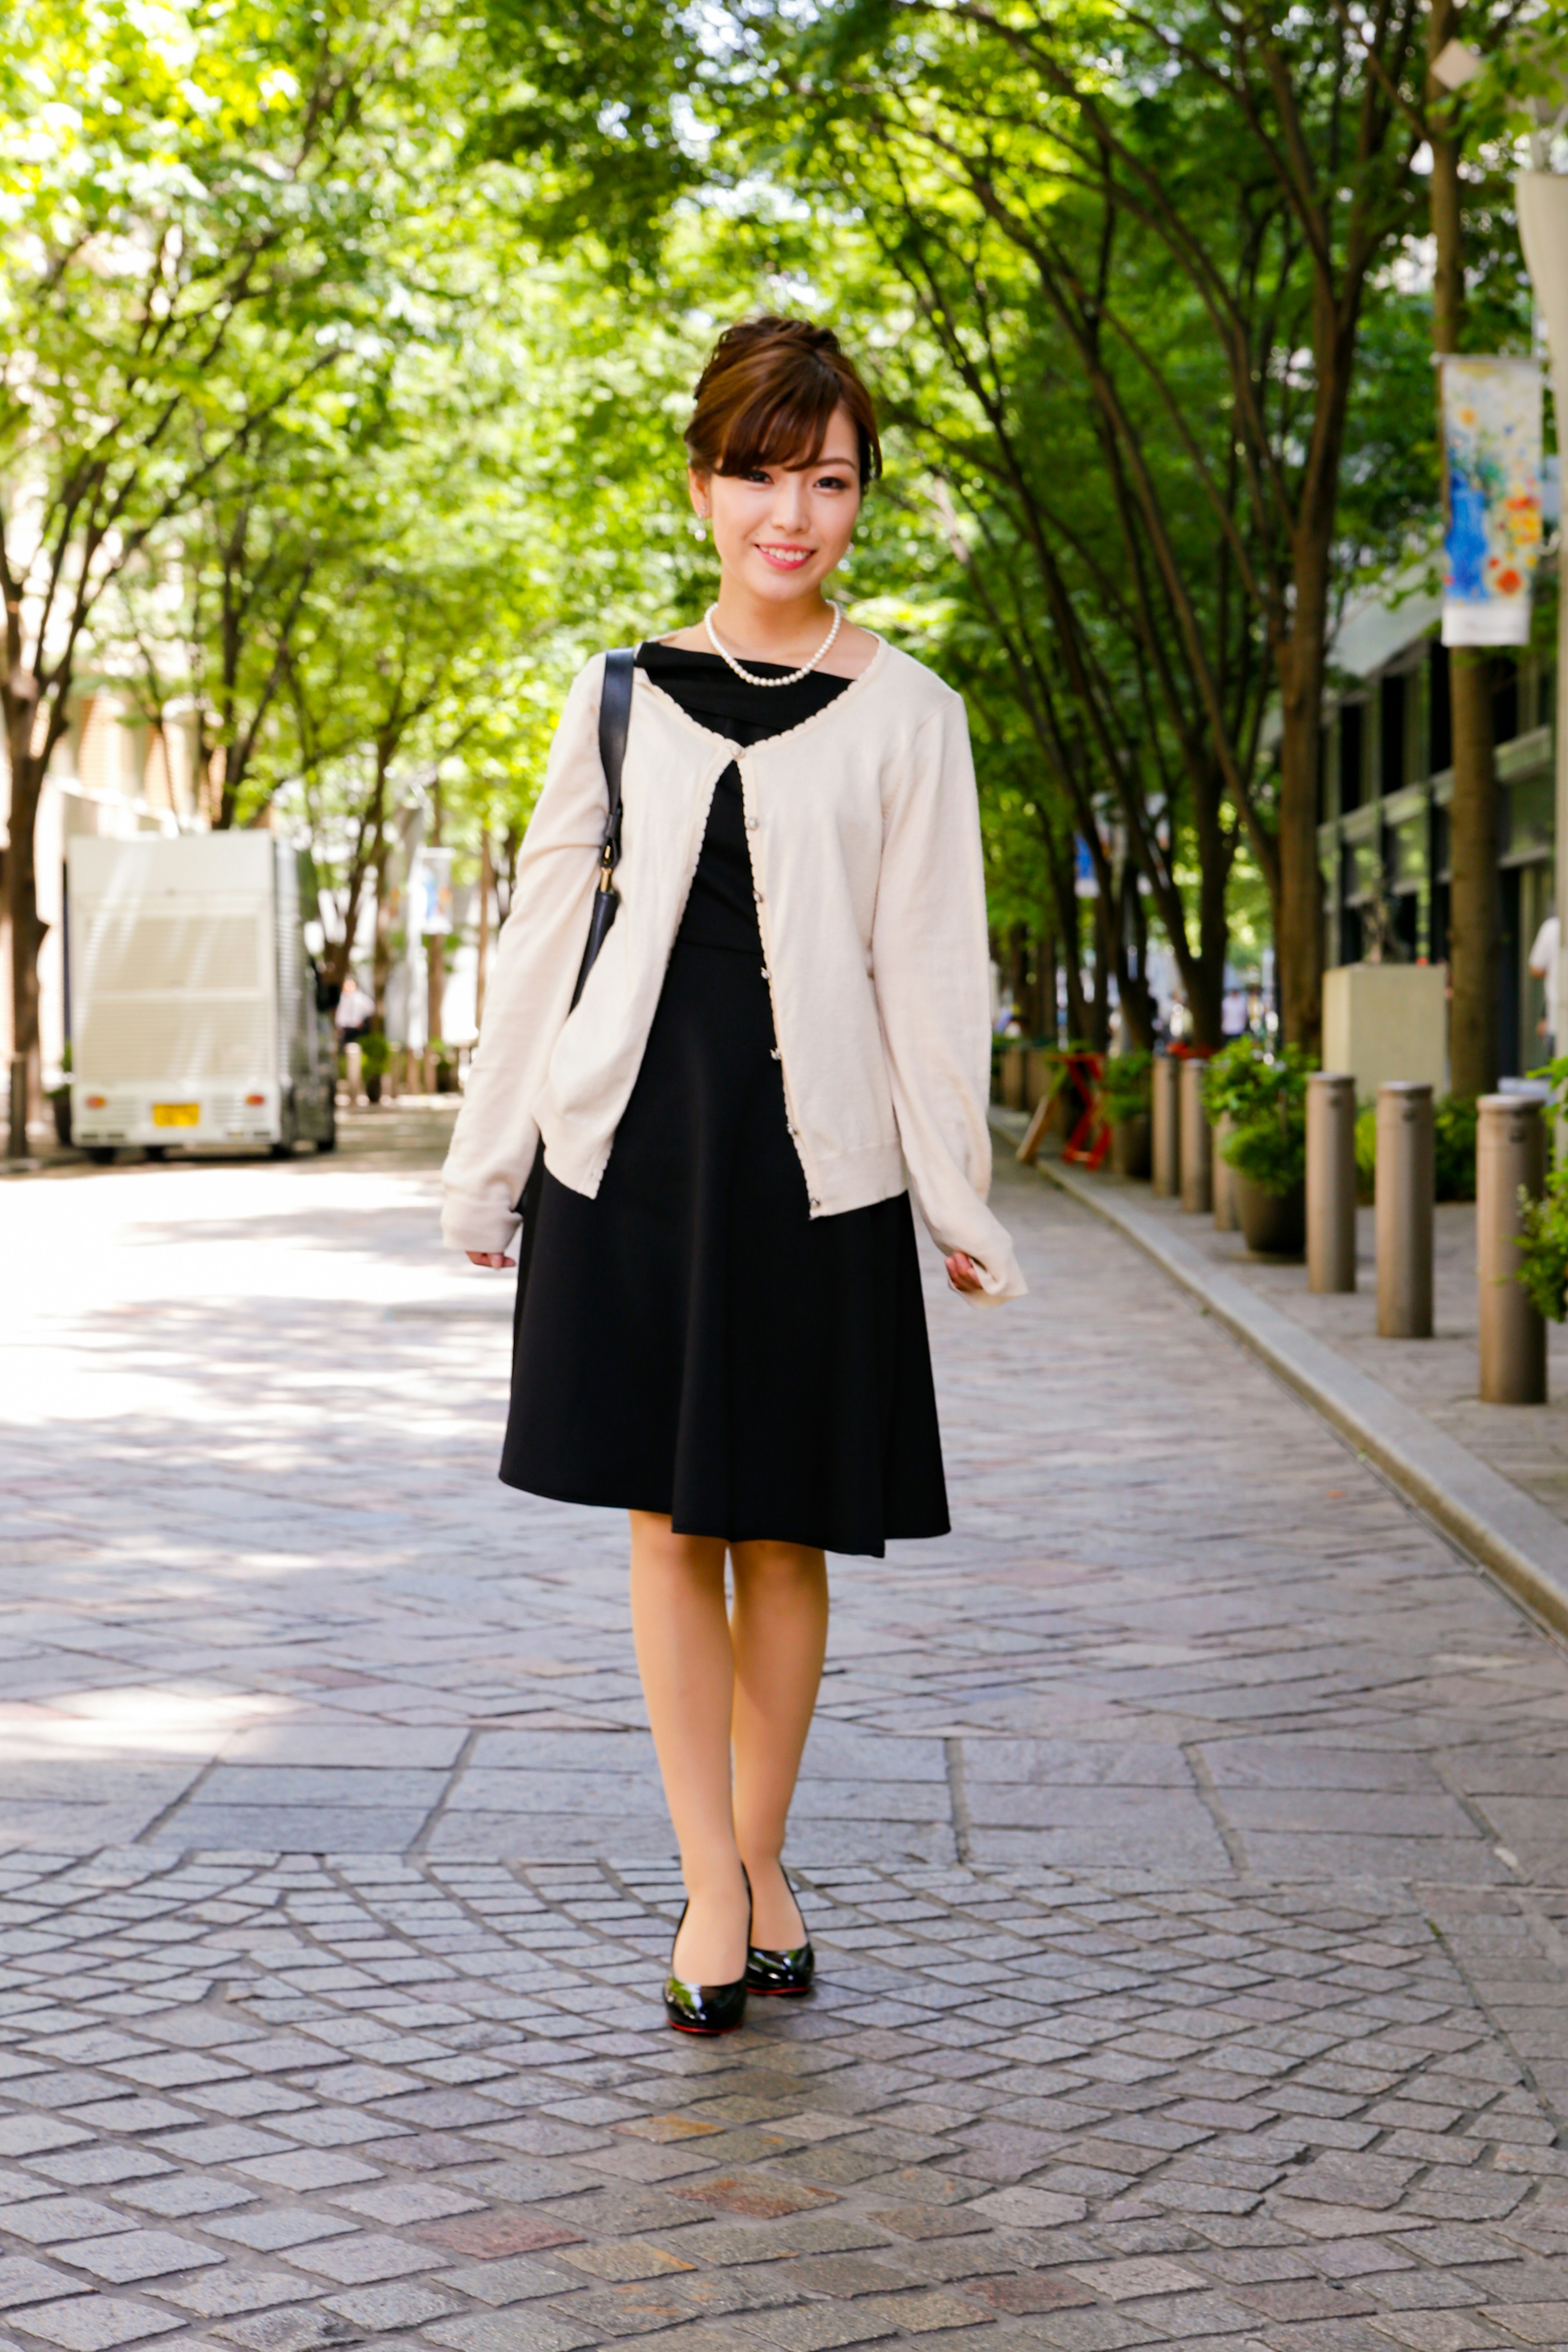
[691,402,862,605]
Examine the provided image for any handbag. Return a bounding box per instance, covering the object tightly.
[570,646,635,1010]
[512,647,636,1228]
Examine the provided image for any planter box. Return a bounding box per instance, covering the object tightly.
[1024,1047,1054,1112]
[1234,1171,1305,1257]
[1111,1113,1151,1178]
[1322,961,1448,1099]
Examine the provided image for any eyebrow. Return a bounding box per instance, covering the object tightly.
[771,450,859,471]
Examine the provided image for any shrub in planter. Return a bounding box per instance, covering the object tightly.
[1203,1038,1312,1254]
[1099,1050,1152,1178]
[1434,1094,1477,1201]
[1518,1171,1568,1322]
[360,1031,392,1106]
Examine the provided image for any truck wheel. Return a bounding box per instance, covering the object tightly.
[270,1096,298,1160]
[315,1102,337,1154]
[145,1145,169,1163]
[87,1147,116,1166]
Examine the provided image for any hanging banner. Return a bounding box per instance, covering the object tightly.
[410,846,453,936]
[1440,354,1544,647]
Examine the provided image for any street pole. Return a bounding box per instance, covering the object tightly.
[1517,174,1568,1147]
[1430,1,1499,1098]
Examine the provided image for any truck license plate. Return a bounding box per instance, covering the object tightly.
[151,1103,200,1128]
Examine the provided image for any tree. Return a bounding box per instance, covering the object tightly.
[0,0,431,1100]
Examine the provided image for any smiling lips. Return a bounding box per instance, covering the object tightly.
[757,543,812,570]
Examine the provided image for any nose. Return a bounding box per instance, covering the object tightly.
[768,474,811,533]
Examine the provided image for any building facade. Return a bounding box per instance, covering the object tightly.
[1319,581,1556,1076]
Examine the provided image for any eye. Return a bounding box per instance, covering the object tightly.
[815,473,853,492]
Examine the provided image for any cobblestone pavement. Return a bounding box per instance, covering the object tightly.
[5,1120,1568,2350]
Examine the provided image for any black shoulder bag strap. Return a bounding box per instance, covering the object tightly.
[570,646,635,1009]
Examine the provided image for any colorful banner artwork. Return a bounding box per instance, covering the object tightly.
[1441,354,1544,648]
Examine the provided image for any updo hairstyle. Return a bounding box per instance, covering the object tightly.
[684,316,883,489]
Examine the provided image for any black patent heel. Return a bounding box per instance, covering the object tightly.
[746,1867,815,1996]
[664,1868,751,2035]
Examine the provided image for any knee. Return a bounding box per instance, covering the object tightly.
[631,1515,727,1591]
[731,1541,828,1597]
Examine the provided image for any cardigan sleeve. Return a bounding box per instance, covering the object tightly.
[871,692,1026,1305]
[440,657,608,1254]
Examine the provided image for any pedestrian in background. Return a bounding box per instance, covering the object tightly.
[1529,910,1559,1056]
[441,316,1023,2035]
[334,972,374,1043]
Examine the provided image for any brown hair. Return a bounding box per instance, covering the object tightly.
[684,316,882,488]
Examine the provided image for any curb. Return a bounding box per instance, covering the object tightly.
[1002,1120,1568,1646]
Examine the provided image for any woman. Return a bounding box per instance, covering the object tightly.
[442,316,1023,2034]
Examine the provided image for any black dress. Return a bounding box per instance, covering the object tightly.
[499,643,950,1559]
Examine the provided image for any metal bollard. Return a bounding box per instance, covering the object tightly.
[1151,1052,1181,1198]
[1213,1115,1236,1230]
[1477,1094,1547,1403]
[1179,1057,1212,1214]
[1307,1073,1357,1294]
[1375,1082,1434,1338]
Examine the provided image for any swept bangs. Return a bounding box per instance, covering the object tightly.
[685,316,883,487]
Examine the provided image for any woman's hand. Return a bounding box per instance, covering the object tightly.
[467,1251,515,1270]
[945,1251,985,1295]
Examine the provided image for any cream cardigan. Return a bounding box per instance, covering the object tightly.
[440,639,1025,1304]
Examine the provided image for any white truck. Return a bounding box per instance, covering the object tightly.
[67,832,337,1161]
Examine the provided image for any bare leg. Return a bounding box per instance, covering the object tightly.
[628,1512,749,1982]
[730,1539,829,1950]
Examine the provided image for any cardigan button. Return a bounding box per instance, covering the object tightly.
[808,1196,820,1212]
[769,1047,781,1061]
[760,965,771,981]
[745,815,759,831]
[753,888,764,904]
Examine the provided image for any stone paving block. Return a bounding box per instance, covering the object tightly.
[276,2229,445,2284]
[1369,2319,1512,2350]
[150,2270,316,2318]
[228,2149,382,2190]
[208,2312,352,2352]
[0,2198,135,2245]
[46,2230,223,2281]
[316,2280,458,2327]
[434,2254,584,2306]
[6,2300,183,2349]
[203,2211,359,2251]
[423,2311,598,2352]
[738,2304,901,2348]
[113,2178,255,2218]
[0,2261,81,2310]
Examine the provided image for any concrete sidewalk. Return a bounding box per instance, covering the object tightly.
[995,1109,1568,1649]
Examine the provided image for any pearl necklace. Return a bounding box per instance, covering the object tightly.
[703,600,842,688]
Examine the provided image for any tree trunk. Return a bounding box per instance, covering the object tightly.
[1088,889,1112,1051]
[476,828,493,1031]
[1276,586,1327,1055]
[3,715,44,1112]
[425,783,444,1054]
[1037,911,1057,1049]
[371,759,395,1035]
[1050,865,1088,1043]
[1448,651,1499,1093]
[1430,0,1497,1096]
[1116,864,1156,1049]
